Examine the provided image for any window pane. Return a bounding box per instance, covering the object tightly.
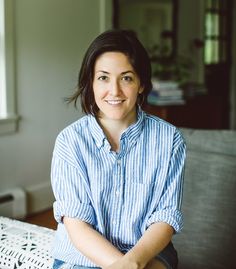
[205,13,219,36]
[204,39,219,64]
[212,40,219,63]
[205,40,212,64]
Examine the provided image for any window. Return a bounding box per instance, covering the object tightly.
[204,0,231,64]
[0,0,18,135]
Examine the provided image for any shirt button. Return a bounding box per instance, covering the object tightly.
[117,160,121,165]
[113,220,116,225]
[116,190,119,195]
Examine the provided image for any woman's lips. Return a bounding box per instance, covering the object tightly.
[106,100,124,105]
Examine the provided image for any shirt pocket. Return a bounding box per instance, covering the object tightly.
[123,181,155,216]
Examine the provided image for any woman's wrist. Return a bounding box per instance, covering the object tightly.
[123,251,146,269]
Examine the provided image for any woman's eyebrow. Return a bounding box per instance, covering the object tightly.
[95,70,134,74]
[121,70,135,75]
[95,70,109,74]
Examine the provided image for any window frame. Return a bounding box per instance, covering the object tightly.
[204,0,231,65]
[0,0,19,135]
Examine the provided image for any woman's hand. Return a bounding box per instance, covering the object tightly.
[104,256,139,269]
[145,258,166,269]
[104,257,166,269]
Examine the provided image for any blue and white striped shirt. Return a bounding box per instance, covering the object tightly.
[51,109,186,266]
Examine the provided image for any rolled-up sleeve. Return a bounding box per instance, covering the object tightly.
[146,130,186,233]
[51,133,95,225]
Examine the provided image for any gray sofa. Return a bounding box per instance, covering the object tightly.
[173,128,236,269]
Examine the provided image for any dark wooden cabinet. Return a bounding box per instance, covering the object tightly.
[144,95,226,129]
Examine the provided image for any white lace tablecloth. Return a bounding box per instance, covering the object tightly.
[0,216,54,269]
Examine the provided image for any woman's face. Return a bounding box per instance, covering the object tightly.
[92,51,143,124]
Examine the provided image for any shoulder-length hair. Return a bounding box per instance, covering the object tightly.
[67,29,152,116]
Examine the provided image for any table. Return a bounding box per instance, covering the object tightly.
[0,216,54,269]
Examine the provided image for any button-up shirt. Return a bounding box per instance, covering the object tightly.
[51,109,186,266]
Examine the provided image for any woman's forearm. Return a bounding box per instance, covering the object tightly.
[63,217,123,268]
[64,217,173,269]
[124,222,174,269]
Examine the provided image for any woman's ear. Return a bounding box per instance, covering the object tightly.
[138,86,144,94]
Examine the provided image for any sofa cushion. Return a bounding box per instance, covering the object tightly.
[180,128,236,156]
[173,129,236,269]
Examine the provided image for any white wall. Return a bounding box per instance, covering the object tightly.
[0,0,112,214]
[177,0,205,84]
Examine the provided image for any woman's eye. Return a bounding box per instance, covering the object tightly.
[122,76,133,82]
[98,76,108,81]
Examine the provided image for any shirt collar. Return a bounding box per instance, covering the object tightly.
[88,107,145,150]
[120,108,145,144]
[88,114,107,149]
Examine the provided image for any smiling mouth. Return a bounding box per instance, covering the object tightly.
[106,100,124,105]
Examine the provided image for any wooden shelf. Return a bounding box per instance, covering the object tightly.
[144,95,226,129]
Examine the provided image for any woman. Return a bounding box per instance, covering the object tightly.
[51,29,186,269]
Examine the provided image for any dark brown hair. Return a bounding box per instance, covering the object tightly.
[67,29,152,115]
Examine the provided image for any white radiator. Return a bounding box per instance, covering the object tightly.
[0,188,27,219]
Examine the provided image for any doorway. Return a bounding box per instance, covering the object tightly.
[204,0,233,128]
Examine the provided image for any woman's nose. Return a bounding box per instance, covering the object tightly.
[110,80,121,96]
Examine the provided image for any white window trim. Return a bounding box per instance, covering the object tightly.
[0,0,19,135]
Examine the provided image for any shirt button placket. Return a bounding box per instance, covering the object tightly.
[114,157,123,232]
